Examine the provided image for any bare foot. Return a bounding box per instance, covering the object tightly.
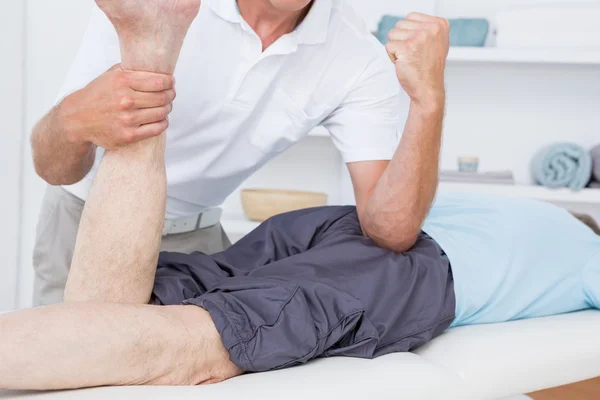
[95,0,201,73]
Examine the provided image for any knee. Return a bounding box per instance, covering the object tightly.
[62,280,100,304]
[151,306,243,385]
[63,278,152,305]
[62,282,85,304]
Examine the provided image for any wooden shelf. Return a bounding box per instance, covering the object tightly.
[439,182,600,204]
[447,47,600,65]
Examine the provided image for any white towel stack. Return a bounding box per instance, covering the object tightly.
[495,5,600,48]
[439,170,515,185]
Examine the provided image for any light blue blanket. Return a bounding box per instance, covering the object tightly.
[531,143,592,191]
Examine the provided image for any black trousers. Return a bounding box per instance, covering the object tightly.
[153,206,455,372]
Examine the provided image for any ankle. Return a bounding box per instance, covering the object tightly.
[120,42,178,73]
[161,0,201,23]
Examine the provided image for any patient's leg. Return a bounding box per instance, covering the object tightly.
[0,3,244,391]
[64,0,200,304]
[0,304,241,390]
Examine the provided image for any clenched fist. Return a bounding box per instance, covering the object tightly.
[386,13,450,109]
[60,64,176,150]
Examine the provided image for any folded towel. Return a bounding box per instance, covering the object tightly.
[377,16,489,47]
[531,143,592,191]
[495,7,600,49]
[440,170,515,185]
[441,178,515,185]
[591,144,600,183]
[441,171,514,179]
[495,7,600,35]
[496,32,600,49]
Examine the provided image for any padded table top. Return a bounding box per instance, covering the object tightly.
[2,311,599,400]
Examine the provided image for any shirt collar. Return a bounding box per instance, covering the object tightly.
[206,0,332,45]
[205,0,242,24]
[295,0,332,45]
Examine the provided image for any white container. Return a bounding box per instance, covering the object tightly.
[496,32,600,49]
[495,6,600,49]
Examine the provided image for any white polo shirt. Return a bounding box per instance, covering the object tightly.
[59,0,403,219]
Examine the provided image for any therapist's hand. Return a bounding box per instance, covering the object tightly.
[60,64,176,150]
[385,13,450,110]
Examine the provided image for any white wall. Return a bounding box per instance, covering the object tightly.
[441,63,599,182]
[18,0,94,308]
[0,1,25,311]
[347,0,436,31]
[221,137,343,219]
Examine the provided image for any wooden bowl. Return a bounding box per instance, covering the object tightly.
[241,189,328,222]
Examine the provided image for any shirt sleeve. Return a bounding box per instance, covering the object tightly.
[321,53,407,164]
[54,6,121,104]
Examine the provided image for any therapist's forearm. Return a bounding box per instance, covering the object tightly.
[31,103,97,186]
[362,97,445,253]
[359,12,450,252]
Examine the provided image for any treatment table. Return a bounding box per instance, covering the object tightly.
[1,310,599,400]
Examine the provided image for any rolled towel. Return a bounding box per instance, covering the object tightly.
[531,143,592,191]
[591,144,600,183]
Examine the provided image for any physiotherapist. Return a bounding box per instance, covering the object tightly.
[30,0,450,305]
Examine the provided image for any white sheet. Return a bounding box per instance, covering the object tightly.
[1,311,598,400]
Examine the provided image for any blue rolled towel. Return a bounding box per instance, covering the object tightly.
[531,143,593,191]
[376,15,489,47]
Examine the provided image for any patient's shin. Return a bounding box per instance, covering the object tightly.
[65,0,201,304]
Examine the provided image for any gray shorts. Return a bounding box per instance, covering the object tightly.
[152,206,455,372]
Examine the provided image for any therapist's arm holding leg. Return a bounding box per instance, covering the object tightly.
[30,64,176,186]
[349,13,450,253]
